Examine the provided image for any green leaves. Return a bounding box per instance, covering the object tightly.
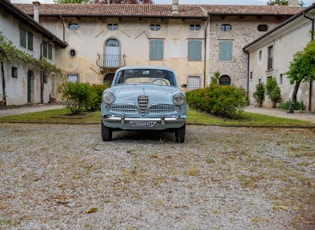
[287,40,315,84]
[0,32,61,74]
[186,84,248,119]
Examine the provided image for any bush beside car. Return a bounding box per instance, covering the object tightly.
[186,84,248,119]
[59,82,109,115]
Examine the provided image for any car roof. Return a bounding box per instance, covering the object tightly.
[116,66,175,73]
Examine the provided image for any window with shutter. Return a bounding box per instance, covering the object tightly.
[188,40,201,61]
[219,40,233,62]
[27,31,33,51]
[20,27,26,48]
[149,39,163,60]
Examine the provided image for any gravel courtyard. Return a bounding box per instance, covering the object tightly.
[0,123,314,229]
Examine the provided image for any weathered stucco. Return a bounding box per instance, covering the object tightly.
[245,7,315,112]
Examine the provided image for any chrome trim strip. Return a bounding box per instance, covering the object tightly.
[103,116,186,123]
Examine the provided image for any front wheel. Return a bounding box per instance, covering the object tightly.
[175,124,186,143]
[101,122,112,141]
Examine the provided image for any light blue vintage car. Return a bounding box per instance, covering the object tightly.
[101,66,187,142]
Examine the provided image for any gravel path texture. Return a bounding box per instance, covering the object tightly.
[0,123,314,229]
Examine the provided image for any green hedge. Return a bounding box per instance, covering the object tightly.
[59,82,108,115]
[186,84,248,119]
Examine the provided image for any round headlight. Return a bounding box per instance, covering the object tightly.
[173,93,185,105]
[102,91,115,104]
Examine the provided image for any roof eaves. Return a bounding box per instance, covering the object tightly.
[243,4,315,51]
[1,1,67,48]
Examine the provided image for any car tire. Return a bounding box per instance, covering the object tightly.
[175,124,185,143]
[101,122,112,141]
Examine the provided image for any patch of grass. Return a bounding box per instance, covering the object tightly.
[0,108,314,127]
[187,109,314,127]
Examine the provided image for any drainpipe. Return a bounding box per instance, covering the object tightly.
[243,50,250,98]
[59,15,66,42]
[303,12,314,112]
[204,15,210,88]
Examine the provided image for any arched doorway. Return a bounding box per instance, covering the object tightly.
[219,75,231,85]
[27,70,34,103]
[105,38,120,67]
[103,73,115,86]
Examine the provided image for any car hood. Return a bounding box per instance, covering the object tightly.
[109,84,180,104]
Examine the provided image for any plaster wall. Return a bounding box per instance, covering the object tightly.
[41,16,209,88]
[0,8,57,105]
[247,15,315,111]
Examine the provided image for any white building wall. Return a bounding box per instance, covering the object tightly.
[247,12,315,111]
[0,6,58,105]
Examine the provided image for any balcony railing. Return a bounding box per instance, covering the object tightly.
[96,53,126,71]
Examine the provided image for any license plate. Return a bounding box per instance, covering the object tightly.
[130,121,157,127]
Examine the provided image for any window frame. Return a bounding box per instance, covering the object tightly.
[11,66,18,78]
[107,23,118,31]
[42,43,53,60]
[19,27,33,51]
[67,74,79,82]
[258,24,269,32]
[187,76,200,91]
[267,45,274,70]
[220,24,232,31]
[149,24,161,31]
[68,23,79,31]
[190,24,201,31]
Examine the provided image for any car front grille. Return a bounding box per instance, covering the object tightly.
[138,95,149,116]
[149,104,176,114]
[109,104,137,113]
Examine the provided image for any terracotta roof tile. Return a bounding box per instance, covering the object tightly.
[14,3,302,18]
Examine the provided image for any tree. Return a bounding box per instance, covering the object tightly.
[267,0,288,5]
[286,40,315,113]
[210,71,220,85]
[266,77,281,108]
[267,0,304,7]
[253,83,265,107]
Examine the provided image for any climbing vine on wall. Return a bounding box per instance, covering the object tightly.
[0,32,62,74]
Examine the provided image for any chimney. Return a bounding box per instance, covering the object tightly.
[172,0,179,14]
[32,1,40,23]
[288,0,299,6]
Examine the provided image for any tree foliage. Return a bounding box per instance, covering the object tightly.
[266,77,282,108]
[267,0,304,7]
[253,83,265,107]
[286,40,315,113]
[267,0,288,5]
[0,32,61,73]
[210,71,220,85]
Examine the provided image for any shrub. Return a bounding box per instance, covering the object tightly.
[266,77,282,108]
[85,84,109,112]
[279,101,305,111]
[186,84,248,119]
[253,83,265,107]
[59,82,109,115]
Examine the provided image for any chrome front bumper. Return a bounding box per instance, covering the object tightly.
[103,114,186,126]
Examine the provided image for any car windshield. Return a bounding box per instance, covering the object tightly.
[114,69,177,86]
